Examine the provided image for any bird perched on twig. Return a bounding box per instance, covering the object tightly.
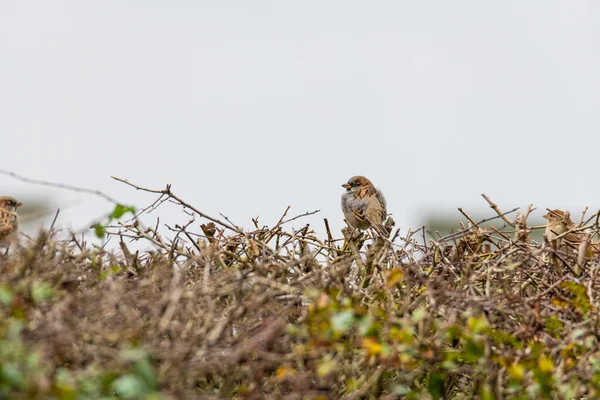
[543,209,580,248]
[543,208,600,276]
[341,176,388,236]
[0,196,22,249]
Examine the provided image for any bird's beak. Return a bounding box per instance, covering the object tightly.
[342,184,351,189]
[16,202,23,208]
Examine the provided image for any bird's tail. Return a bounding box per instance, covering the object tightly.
[373,223,389,238]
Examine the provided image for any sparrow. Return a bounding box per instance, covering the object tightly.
[543,209,580,248]
[0,196,22,249]
[341,176,387,236]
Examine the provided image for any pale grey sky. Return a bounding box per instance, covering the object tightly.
[1,1,599,240]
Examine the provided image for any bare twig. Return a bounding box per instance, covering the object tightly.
[481,193,516,227]
[0,168,120,203]
[112,176,243,234]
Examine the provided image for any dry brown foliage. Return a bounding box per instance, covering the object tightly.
[2,183,600,399]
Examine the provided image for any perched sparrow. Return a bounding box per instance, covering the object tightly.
[543,209,580,247]
[0,196,22,249]
[341,176,387,236]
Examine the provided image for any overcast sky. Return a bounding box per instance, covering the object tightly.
[1,1,599,241]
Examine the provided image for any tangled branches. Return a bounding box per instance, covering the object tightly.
[1,180,600,399]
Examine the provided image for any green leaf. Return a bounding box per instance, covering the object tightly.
[31,282,54,304]
[331,310,355,334]
[480,384,494,400]
[392,385,411,395]
[316,357,338,378]
[119,348,157,391]
[358,315,380,337]
[411,306,427,322]
[25,353,40,370]
[464,338,485,363]
[561,281,591,313]
[110,204,136,220]
[135,358,157,391]
[467,315,488,334]
[111,375,147,398]
[111,204,126,220]
[0,364,23,388]
[54,368,76,400]
[0,286,13,306]
[93,224,106,239]
[6,320,24,340]
[545,316,563,338]
[427,371,445,399]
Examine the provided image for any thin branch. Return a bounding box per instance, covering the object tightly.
[0,168,120,203]
[112,176,243,234]
[481,193,516,227]
[280,209,320,225]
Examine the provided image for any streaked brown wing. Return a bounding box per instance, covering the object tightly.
[352,208,367,224]
[0,211,16,239]
[367,197,386,225]
[376,190,387,213]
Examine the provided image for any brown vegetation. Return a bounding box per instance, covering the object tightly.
[1,183,600,399]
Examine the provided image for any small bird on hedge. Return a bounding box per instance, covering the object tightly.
[543,209,579,247]
[0,196,22,249]
[341,176,388,236]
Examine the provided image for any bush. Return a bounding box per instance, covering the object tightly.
[1,190,600,399]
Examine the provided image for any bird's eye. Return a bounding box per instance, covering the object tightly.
[7,201,15,207]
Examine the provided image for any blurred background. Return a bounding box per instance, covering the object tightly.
[1,1,598,244]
